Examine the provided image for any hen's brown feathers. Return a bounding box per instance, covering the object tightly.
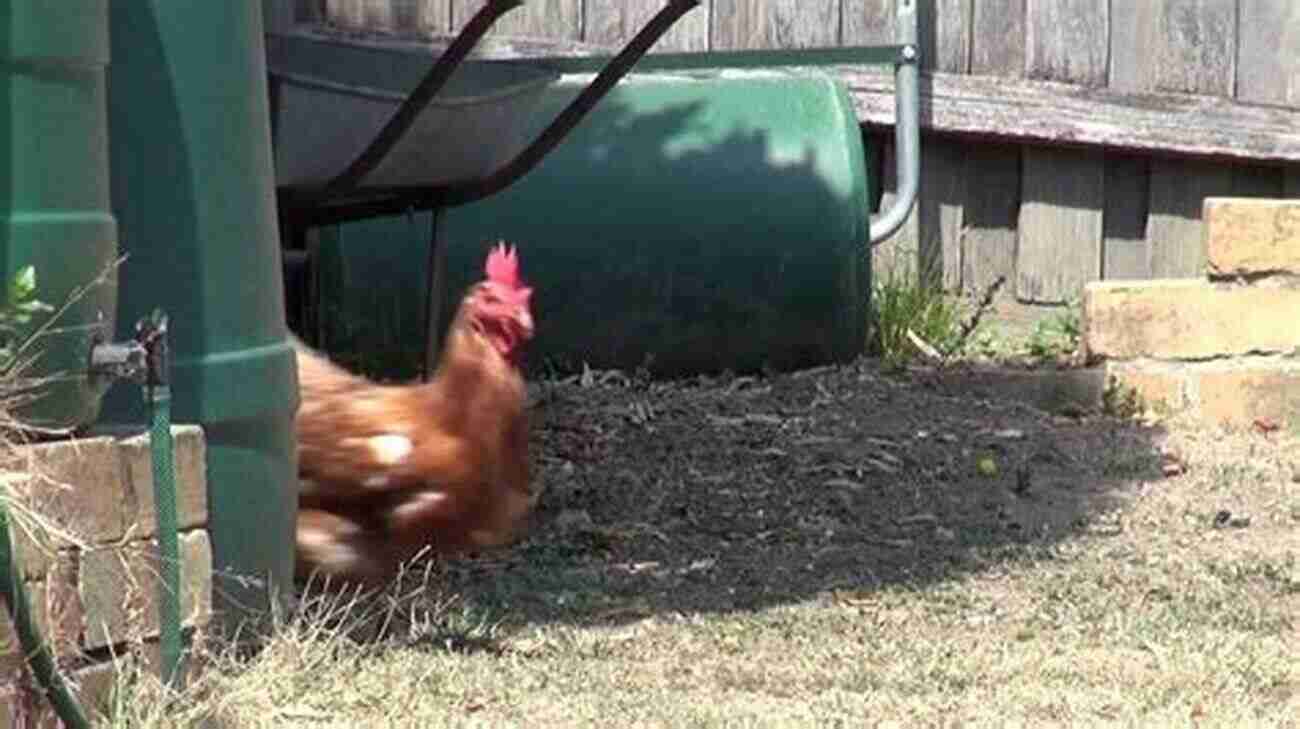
[292,259,535,586]
[295,508,399,585]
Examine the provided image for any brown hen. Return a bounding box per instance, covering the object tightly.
[294,242,535,585]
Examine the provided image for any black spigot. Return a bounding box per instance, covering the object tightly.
[87,309,170,387]
[135,309,169,389]
[87,339,146,384]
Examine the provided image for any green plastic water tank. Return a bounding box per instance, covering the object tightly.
[316,71,871,378]
[102,1,296,631]
[0,1,118,429]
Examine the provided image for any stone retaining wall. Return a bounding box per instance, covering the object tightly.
[1084,198,1300,427]
[0,426,211,726]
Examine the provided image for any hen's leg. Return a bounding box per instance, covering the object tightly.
[296,508,399,587]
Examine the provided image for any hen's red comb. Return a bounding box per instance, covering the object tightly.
[485,241,524,289]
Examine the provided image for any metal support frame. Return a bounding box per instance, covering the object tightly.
[279,0,701,375]
[422,209,445,381]
[320,0,525,198]
[276,0,923,374]
[281,0,702,215]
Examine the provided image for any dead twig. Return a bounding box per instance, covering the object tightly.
[940,275,1006,366]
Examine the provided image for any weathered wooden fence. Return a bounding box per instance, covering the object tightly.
[267,0,1300,305]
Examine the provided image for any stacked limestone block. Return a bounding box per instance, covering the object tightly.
[0,426,212,725]
[1083,198,1300,426]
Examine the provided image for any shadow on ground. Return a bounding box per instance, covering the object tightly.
[295,65,1167,644]
[431,360,1166,632]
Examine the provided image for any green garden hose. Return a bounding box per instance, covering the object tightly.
[0,502,91,729]
[140,311,183,688]
[148,373,182,686]
[0,312,183,724]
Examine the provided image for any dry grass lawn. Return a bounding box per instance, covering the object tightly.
[96,363,1299,728]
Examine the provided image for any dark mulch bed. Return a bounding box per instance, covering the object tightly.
[435,359,1164,627]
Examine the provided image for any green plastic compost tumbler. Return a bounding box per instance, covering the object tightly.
[0,0,118,429]
[101,1,297,632]
[316,70,873,379]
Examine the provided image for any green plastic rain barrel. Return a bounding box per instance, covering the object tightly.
[316,71,871,379]
[102,1,296,631]
[0,1,118,429]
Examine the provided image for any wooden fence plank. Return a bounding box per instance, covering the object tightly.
[1016,147,1102,303]
[320,0,441,31]
[842,0,973,70]
[1237,0,1300,106]
[1101,155,1151,280]
[918,0,970,73]
[1231,165,1284,199]
[1107,2,1156,93]
[970,0,1024,76]
[1159,0,1237,96]
[918,137,967,290]
[262,0,299,32]
[584,0,710,51]
[962,0,1024,296]
[710,0,840,50]
[873,138,920,282]
[1112,2,1237,284]
[874,134,968,293]
[1146,159,1232,278]
[452,0,581,39]
[1025,0,1107,86]
[961,143,1020,295]
[364,0,395,29]
[1018,0,1104,303]
[844,68,1300,163]
[294,0,323,22]
[1111,0,1235,96]
[1145,161,1234,279]
[415,0,450,34]
[841,0,894,45]
[324,0,367,27]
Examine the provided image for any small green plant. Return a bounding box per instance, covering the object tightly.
[1102,375,1144,418]
[0,266,54,372]
[867,257,1006,370]
[1026,303,1081,362]
[971,329,1014,361]
[867,261,964,369]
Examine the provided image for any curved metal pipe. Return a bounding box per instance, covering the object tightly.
[869,0,920,246]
